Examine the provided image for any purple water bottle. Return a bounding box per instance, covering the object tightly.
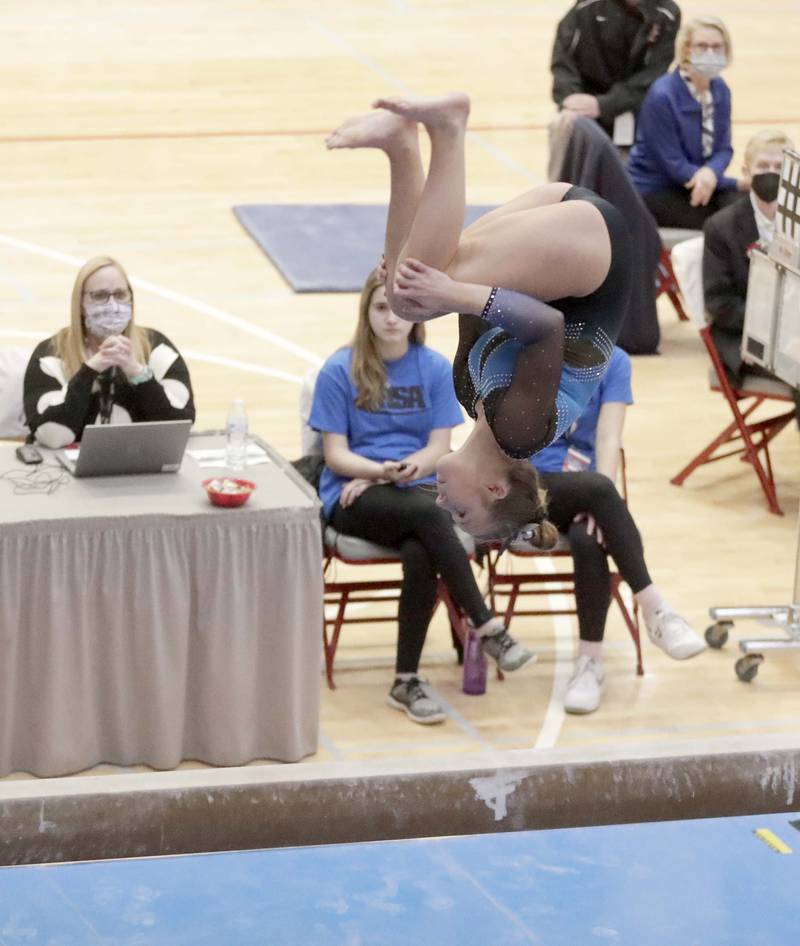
[462,629,487,695]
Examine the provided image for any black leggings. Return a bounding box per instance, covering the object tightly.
[330,484,493,674]
[643,187,741,230]
[539,471,652,643]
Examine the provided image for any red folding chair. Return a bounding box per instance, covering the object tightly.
[482,452,644,676]
[670,324,796,515]
[322,527,473,689]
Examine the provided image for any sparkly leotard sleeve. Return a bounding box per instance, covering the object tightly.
[452,186,632,460]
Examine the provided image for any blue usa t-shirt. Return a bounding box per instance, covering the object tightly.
[532,347,633,473]
[310,344,463,518]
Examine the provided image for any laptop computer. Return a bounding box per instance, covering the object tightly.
[57,420,193,477]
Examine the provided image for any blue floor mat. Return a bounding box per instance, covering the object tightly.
[233,203,497,292]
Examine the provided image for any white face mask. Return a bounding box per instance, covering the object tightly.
[689,51,727,79]
[83,301,132,339]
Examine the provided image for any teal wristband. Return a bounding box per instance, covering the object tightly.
[128,366,154,386]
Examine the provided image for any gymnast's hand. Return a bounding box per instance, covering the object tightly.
[392,259,457,322]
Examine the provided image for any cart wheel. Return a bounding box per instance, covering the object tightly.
[705,621,731,649]
[735,654,764,682]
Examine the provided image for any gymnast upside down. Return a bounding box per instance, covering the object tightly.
[327,92,632,545]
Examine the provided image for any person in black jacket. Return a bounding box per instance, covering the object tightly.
[702,129,800,420]
[550,0,681,137]
[24,255,196,447]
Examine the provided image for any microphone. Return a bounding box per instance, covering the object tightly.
[98,367,120,424]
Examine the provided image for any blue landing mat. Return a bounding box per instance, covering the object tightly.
[2,811,799,944]
[232,203,497,292]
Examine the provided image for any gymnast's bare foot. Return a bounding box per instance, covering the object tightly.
[372,92,470,132]
[325,109,417,151]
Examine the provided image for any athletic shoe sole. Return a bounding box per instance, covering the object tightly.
[564,699,600,715]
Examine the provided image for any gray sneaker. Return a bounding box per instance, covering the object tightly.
[480,628,537,673]
[387,677,447,725]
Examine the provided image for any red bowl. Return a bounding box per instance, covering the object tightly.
[202,477,257,508]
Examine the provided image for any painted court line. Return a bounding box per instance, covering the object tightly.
[525,557,574,751]
[0,331,302,386]
[0,264,34,303]
[1,117,796,146]
[434,692,498,751]
[0,233,322,368]
[317,727,346,762]
[303,15,540,184]
[182,350,302,385]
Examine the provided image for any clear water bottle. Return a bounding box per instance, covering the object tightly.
[225,399,248,472]
[462,629,487,695]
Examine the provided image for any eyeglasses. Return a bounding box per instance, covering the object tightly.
[691,42,725,54]
[84,289,132,304]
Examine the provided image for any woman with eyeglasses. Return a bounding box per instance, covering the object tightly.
[628,15,746,228]
[23,255,195,447]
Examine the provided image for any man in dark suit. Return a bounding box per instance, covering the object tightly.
[703,129,800,419]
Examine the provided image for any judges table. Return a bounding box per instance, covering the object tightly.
[0,433,322,778]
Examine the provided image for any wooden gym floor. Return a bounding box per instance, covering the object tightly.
[0,1,798,778]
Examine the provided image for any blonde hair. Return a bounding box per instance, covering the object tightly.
[676,15,732,68]
[54,255,150,379]
[744,129,794,170]
[350,268,425,411]
[473,461,560,550]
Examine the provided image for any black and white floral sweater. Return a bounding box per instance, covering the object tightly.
[23,328,195,448]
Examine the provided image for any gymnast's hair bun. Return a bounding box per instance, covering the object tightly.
[515,519,559,551]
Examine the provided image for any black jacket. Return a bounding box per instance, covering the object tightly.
[551,0,681,133]
[558,116,662,354]
[702,196,758,381]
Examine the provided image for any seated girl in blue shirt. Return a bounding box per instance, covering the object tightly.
[328,92,632,547]
[310,270,535,726]
[530,347,705,715]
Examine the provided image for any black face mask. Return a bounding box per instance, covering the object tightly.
[751,172,780,203]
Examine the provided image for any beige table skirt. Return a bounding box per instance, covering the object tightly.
[0,440,322,777]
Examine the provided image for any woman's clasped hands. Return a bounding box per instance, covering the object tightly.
[85,335,144,378]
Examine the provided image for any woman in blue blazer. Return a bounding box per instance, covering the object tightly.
[628,15,744,229]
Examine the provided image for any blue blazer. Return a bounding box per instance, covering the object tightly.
[628,69,736,194]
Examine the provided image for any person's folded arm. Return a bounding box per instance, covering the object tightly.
[322,432,387,480]
[477,287,565,457]
[464,285,565,347]
[637,92,699,186]
[705,150,736,191]
[126,341,196,423]
[23,342,98,447]
[704,89,736,189]
[594,401,627,485]
[398,428,452,481]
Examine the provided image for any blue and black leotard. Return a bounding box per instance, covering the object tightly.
[452,186,632,460]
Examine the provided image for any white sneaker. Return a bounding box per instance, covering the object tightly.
[646,610,707,660]
[564,655,604,715]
